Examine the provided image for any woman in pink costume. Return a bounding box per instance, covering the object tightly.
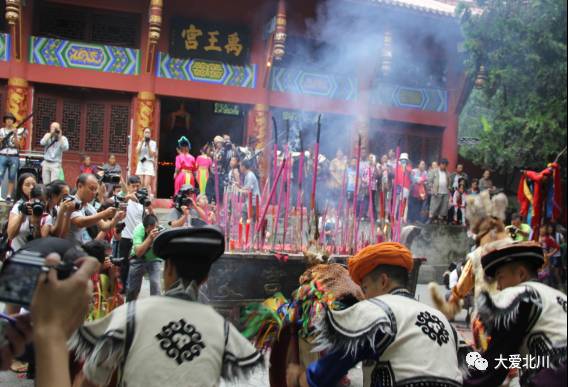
[174,136,196,195]
[195,145,213,196]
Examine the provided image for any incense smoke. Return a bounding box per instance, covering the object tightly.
[272,0,460,160]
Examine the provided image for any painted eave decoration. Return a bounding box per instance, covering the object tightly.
[156,52,257,88]
[0,33,10,62]
[30,36,140,75]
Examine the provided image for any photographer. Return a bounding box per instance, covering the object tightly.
[97,153,122,193]
[168,185,208,228]
[6,173,40,253]
[39,122,68,184]
[126,214,162,301]
[135,128,157,197]
[41,180,75,238]
[81,239,123,319]
[67,174,123,246]
[118,176,152,290]
[0,112,27,202]
[505,213,532,241]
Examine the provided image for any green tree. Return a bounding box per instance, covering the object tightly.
[457,0,567,174]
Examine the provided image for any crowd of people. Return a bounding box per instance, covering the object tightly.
[0,119,566,386]
[0,125,265,317]
[323,150,498,226]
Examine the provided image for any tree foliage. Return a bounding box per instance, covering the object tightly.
[457,0,567,173]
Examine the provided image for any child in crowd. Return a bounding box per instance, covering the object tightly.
[539,225,560,286]
[451,179,467,225]
[79,155,97,175]
[467,178,480,195]
[225,156,240,195]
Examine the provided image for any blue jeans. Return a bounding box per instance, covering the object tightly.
[126,259,161,301]
[0,155,19,182]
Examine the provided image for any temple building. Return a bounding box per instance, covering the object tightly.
[0,0,468,198]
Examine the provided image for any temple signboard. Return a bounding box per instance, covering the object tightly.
[170,18,250,65]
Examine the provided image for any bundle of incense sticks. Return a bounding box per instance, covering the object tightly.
[281,120,291,251]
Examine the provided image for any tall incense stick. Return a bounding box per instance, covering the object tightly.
[272,158,287,249]
[351,134,362,253]
[256,159,286,233]
[282,120,292,250]
[271,116,279,195]
[310,115,322,211]
[296,128,305,250]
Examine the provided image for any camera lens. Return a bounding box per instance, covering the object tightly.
[31,200,44,217]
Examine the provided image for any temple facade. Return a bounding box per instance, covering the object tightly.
[0,0,468,198]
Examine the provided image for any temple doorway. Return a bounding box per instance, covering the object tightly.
[157,97,248,199]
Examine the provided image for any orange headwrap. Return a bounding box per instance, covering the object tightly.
[348,242,413,285]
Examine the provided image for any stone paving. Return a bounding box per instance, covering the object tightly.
[0,284,467,386]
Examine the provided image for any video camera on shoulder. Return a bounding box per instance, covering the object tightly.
[135,188,152,207]
[0,249,77,306]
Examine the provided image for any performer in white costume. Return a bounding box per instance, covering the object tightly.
[70,226,263,387]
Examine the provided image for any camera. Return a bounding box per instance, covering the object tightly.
[115,222,126,233]
[0,249,76,306]
[101,171,121,185]
[135,188,152,207]
[30,199,45,217]
[63,194,82,211]
[507,226,518,240]
[112,195,127,210]
[173,185,198,211]
[110,257,125,265]
[18,199,45,217]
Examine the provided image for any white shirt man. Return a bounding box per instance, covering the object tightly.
[67,174,123,246]
[40,122,69,184]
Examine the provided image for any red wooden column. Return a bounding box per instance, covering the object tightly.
[4,0,34,149]
[129,0,163,182]
[441,114,458,168]
[246,1,282,184]
[442,50,466,170]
